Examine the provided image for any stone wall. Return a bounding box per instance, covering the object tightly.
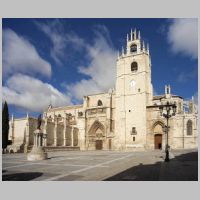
[46,121,55,146]
[147,106,198,150]
[172,114,198,149]
[84,91,115,150]
[57,123,64,146]
[66,126,72,146]
[28,118,38,146]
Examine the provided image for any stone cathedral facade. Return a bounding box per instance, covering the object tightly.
[7,29,198,153]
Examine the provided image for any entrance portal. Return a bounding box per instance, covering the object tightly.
[96,140,103,150]
[154,134,162,149]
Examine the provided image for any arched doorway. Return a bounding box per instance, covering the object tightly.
[154,134,162,149]
[152,121,164,150]
[96,140,103,150]
[95,128,103,150]
[88,120,105,150]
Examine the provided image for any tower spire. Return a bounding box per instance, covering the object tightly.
[134,28,136,40]
[127,33,129,42]
[165,85,171,96]
[138,30,141,40]
[142,40,145,51]
[168,85,171,94]
[122,46,125,56]
[11,114,14,122]
[147,43,149,54]
[131,29,133,40]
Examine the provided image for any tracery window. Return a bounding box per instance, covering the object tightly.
[187,120,192,135]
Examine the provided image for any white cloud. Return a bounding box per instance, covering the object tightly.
[2,74,71,112]
[3,29,51,78]
[35,20,85,65]
[66,25,117,100]
[36,22,117,101]
[167,18,198,59]
[3,23,117,113]
[177,67,197,82]
[34,20,66,65]
[67,79,102,100]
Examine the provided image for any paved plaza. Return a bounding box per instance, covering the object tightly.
[2,149,198,181]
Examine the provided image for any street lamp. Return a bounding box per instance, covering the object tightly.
[159,101,177,162]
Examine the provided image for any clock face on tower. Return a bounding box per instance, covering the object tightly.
[130,80,136,88]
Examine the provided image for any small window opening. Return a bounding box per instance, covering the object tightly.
[131,62,138,72]
[97,100,103,106]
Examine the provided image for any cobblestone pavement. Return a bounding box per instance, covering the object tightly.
[2,149,198,181]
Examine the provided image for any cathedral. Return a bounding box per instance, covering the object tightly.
[7,29,198,153]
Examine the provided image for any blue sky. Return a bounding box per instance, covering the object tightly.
[2,18,198,118]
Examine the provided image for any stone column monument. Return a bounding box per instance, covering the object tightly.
[27,114,48,161]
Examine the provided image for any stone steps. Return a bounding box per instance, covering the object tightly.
[27,145,80,152]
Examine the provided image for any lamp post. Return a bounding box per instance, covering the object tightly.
[159,101,177,162]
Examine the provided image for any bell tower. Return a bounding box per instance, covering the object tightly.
[114,28,153,150]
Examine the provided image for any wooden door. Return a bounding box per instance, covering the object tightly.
[154,134,162,149]
[96,140,103,150]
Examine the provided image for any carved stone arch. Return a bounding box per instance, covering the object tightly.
[151,120,165,134]
[88,120,105,136]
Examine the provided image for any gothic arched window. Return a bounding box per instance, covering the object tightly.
[187,120,192,135]
[130,44,137,53]
[131,62,138,72]
[97,100,103,106]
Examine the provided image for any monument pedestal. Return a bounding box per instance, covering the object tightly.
[27,129,48,161]
[27,146,48,161]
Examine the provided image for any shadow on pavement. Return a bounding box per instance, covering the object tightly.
[104,151,198,181]
[2,172,43,181]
